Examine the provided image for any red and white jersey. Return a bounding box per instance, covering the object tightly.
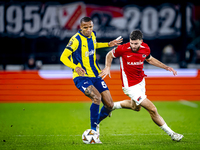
[112,42,151,87]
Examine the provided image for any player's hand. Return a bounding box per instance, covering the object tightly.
[75,67,86,76]
[166,67,177,76]
[108,38,123,47]
[99,67,111,79]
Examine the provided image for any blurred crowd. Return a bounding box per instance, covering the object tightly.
[0,1,200,70]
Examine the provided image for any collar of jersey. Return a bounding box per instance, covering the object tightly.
[78,30,92,39]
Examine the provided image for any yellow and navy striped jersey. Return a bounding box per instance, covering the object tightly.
[60,30,109,79]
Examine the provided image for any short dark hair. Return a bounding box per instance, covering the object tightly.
[130,30,143,40]
[80,17,92,24]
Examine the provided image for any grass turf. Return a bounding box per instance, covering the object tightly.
[0,101,200,150]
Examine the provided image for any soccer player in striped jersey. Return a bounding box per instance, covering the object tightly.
[60,17,122,143]
[100,30,183,142]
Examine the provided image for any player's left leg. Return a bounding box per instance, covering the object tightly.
[112,78,183,141]
[140,98,165,126]
[140,98,183,141]
[92,78,114,127]
[97,90,114,124]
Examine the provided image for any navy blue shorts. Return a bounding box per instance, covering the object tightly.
[73,76,109,94]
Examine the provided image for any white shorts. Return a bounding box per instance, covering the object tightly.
[122,78,146,106]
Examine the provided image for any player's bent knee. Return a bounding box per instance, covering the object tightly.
[149,106,157,116]
[104,101,114,110]
[88,92,101,104]
[101,91,114,110]
[92,95,101,104]
[134,106,141,112]
[109,102,114,110]
[130,100,141,111]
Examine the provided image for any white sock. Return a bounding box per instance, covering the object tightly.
[112,102,122,110]
[159,123,174,136]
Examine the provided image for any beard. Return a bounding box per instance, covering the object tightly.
[131,46,140,52]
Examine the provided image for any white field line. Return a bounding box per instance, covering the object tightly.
[13,133,196,137]
[179,100,198,108]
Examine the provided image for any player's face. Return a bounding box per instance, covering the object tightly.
[130,39,143,52]
[80,21,93,37]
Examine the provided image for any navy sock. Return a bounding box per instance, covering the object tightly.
[97,106,112,124]
[90,103,100,131]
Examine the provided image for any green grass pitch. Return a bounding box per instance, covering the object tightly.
[0,101,200,150]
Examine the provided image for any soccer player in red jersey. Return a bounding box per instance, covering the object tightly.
[99,30,183,141]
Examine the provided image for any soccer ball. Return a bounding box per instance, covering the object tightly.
[82,129,100,144]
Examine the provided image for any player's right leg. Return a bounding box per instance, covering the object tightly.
[84,85,102,131]
[109,100,140,117]
[112,79,146,111]
[84,85,101,105]
[73,77,101,131]
[84,85,104,143]
[112,100,141,111]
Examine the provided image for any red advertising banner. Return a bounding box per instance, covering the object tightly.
[0,70,200,102]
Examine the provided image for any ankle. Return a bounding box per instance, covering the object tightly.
[112,102,122,110]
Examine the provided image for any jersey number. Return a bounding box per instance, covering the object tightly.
[101,81,107,88]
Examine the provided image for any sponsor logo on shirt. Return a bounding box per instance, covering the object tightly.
[85,50,95,57]
[127,61,143,65]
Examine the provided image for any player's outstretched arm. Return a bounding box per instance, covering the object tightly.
[108,38,123,47]
[96,36,122,49]
[165,66,177,76]
[146,55,177,76]
[99,51,114,79]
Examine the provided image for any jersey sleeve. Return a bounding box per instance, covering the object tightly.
[60,37,79,69]
[96,42,109,49]
[112,45,123,58]
[60,49,77,69]
[146,45,151,59]
[65,37,79,52]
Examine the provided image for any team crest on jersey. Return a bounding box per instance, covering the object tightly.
[67,41,73,46]
[142,54,146,58]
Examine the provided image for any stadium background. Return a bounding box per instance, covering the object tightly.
[0,0,200,102]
